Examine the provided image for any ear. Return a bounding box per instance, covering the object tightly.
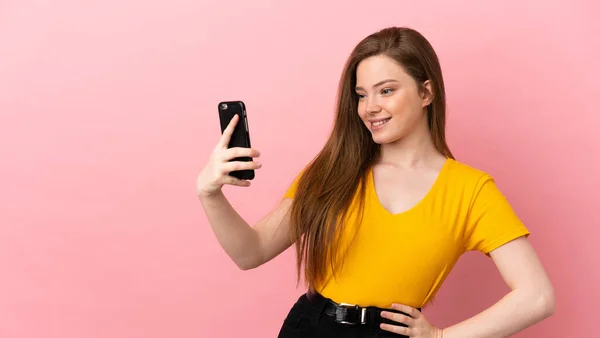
[420,80,434,107]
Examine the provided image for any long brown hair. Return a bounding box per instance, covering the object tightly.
[289,26,454,289]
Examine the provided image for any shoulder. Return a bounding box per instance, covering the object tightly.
[442,158,499,199]
[445,158,493,184]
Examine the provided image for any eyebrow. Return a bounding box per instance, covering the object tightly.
[355,79,399,91]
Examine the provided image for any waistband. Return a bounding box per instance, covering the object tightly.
[305,291,420,329]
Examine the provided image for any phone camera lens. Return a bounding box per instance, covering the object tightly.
[220,103,228,110]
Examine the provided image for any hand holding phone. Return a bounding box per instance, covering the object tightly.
[196,101,261,197]
[217,101,256,180]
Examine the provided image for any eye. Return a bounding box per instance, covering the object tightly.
[381,88,394,95]
[356,93,366,100]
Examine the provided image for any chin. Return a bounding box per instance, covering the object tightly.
[371,130,405,145]
[371,134,396,145]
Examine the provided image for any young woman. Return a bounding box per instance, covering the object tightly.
[197,27,555,338]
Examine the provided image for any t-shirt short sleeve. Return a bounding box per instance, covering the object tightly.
[463,175,530,254]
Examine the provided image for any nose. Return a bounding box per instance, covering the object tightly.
[365,96,381,115]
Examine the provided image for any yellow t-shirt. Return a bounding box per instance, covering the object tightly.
[283,158,529,309]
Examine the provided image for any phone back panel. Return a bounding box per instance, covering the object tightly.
[217,101,254,180]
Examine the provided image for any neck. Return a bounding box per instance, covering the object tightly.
[378,120,441,169]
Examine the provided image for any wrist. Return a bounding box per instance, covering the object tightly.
[197,189,222,201]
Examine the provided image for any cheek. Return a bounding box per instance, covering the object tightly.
[385,94,419,118]
[383,96,407,116]
[357,102,368,119]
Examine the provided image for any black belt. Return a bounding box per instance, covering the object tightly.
[308,291,421,326]
[324,300,372,325]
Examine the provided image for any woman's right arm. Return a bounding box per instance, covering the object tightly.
[199,193,294,270]
[196,114,295,270]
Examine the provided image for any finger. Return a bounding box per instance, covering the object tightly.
[221,160,262,173]
[221,174,251,187]
[223,147,261,160]
[392,304,421,319]
[217,114,239,149]
[381,311,414,327]
[380,323,411,336]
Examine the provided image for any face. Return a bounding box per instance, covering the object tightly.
[355,54,432,145]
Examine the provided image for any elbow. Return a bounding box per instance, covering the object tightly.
[232,232,266,271]
[542,290,556,318]
[234,255,264,271]
[536,286,556,319]
[237,261,258,271]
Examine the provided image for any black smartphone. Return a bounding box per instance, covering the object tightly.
[217,100,255,180]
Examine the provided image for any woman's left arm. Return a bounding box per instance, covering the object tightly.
[441,236,555,338]
[380,236,555,337]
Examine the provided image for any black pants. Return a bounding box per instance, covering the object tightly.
[277,292,416,338]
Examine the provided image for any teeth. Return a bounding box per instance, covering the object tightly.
[373,118,390,127]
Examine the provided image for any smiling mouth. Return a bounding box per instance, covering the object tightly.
[371,118,391,129]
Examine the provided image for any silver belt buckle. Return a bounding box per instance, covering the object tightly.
[337,303,367,325]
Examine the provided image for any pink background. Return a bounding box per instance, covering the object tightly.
[1,1,598,337]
